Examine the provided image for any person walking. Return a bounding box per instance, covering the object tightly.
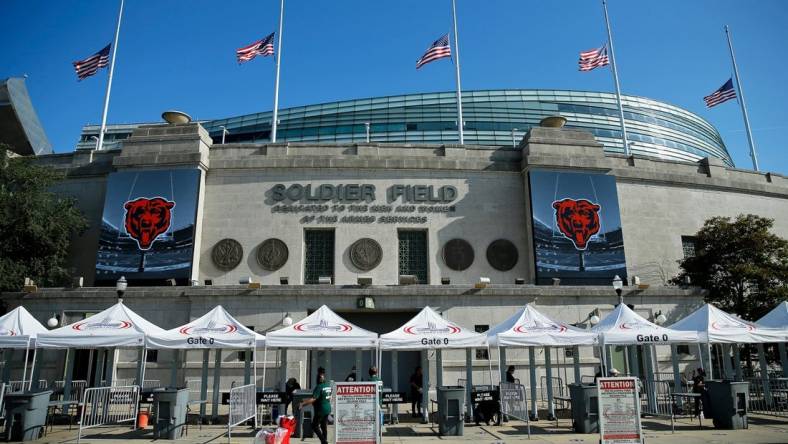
[409,366,423,418]
[284,377,301,415]
[299,368,332,444]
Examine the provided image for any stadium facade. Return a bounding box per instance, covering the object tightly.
[3,96,787,415]
[77,89,734,166]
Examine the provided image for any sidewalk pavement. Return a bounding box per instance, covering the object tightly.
[33,414,788,444]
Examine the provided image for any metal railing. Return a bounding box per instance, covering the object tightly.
[228,383,257,441]
[54,380,88,402]
[0,383,6,420]
[641,379,673,417]
[77,385,140,444]
[6,380,47,393]
[499,382,530,438]
[747,377,788,417]
[539,376,565,408]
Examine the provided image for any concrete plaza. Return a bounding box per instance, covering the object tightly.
[32,414,788,444]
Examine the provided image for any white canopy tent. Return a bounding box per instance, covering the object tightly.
[35,300,167,392]
[757,301,788,377]
[486,304,597,421]
[0,306,49,390]
[669,303,786,344]
[380,306,487,423]
[145,305,266,420]
[592,303,698,346]
[264,305,378,395]
[669,303,787,380]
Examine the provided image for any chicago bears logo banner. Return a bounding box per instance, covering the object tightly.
[529,170,626,285]
[95,169,201,285]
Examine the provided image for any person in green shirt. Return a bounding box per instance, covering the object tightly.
[299,368,332,444]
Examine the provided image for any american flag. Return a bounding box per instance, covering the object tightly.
[236,32,275,63]
[416,34,451,69]
[578,44,610,72]
[704,78,737,108]
[72,44,111,81]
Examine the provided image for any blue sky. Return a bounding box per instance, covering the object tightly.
[2,0,787,172]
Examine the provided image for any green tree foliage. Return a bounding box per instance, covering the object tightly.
[672,214,788,321]
[0,144,88,291]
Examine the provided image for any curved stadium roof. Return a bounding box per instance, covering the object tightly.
[203,89,733,166]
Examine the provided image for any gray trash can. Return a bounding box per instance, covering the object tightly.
[436,386,465,436]
[568,384,599,433]
[706,380,749,430]
[292,390,314,438]
[152,388,190,439]
[3,390,53,441]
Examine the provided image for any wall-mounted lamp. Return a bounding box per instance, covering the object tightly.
[654,310,667,325]
[116,276,127,301]
[47,314,59,329]
[282,313,293,326]
[589,308,601,326]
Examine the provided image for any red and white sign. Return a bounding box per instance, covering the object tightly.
[333,382,380,444]
[597,377,643,444]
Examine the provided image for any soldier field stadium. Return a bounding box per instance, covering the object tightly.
[1,79,788,432]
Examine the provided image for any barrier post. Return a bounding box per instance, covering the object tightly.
[63,349,74,401]
[499,348,507,384]
[244,349,252,385]
[435,350,443,387]
[420,351,428,424]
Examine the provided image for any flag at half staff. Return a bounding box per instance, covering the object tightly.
[579,43,610,72]
[704,78,737,108]
[237,32,275,64]
[72,44,111,81]
[416,33,451,69]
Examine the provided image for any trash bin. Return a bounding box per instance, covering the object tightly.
[568,384,599,433]
[3,390,53,441]
[152,388,190,439]
[291,390,314,438]
[436,386,465,436]
[706,380,749,430]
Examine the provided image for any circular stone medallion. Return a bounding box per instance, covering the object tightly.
[486,239,519,271]
[257,238,289,271]
[443,238,474,271]
[349,238,383,271]
[212,238,243,271]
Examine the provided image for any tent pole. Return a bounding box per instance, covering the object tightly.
[486,345,493,384]
[757,343,773,407]
[253,346,258,429]
[545,347,555,420]
[200,349,209,419]
[600,342,608,376]
[420,350,428,424]
[498,346,506,385]
[28,348,39,390]
[261,346,268,391]
[244,348,252,385]
[706,342,713,379]
[465,348,473,421]
[170,350,180,387]
[63,349,74,401]
[778,343,788,378]
[528,346,538,420]
[572,346,581,385]
[2,349,13,383]
[671,344,682,409]
[733,344,743,381]
[355,350,362,381]
[21,342,30,390]
[211,348,222,422]
[436,349,443,387]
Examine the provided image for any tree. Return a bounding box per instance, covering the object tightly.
[0,144,88,292]
[672,214,788,321]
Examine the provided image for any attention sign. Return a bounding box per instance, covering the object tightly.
[333,382,380,444]
[597,377,643,444]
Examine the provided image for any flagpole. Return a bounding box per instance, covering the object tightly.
[271,0,285,143]
[97,0,124,152]
[602,0,630,157]
[725,25,759,171]
[451,0,464,145]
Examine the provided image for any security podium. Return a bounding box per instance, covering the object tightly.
[152,388,189,439]
[706,380,749,430]
[436,386,465,436]
[568,384,599,433]
[3,390,53,441]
